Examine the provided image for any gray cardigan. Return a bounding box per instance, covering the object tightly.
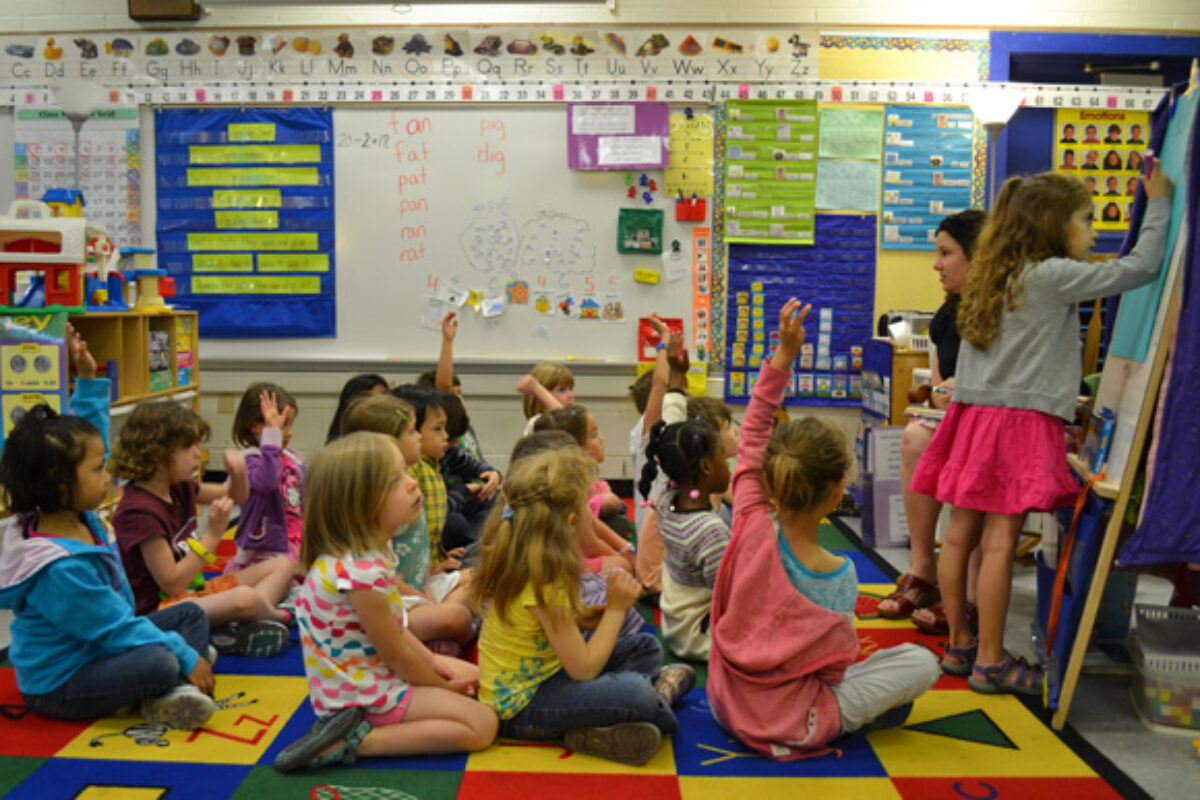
[954,196,1171,421]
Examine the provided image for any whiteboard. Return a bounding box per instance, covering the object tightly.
[194,105,702,365]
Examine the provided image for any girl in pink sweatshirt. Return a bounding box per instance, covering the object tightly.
[708,299,939,760]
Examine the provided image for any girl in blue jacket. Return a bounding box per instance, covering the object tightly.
[0,326,217,730]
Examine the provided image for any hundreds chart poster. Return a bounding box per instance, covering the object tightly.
[723,99,818,244]
[880,105,974,250]
[1055,108,1150,233]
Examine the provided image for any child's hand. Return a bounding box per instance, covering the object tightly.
[647,312,670,342]
[445,674,478,697]
[770,298,812,370]
[604,569,641,612]
[66,323,97,380]
[441,311,458,342]
[515,374,537,396]
[473,470,501,501]
[187,657,215,696]
[666,331,689,376]
[223,449,246,482]
[206,496,234,540]
[577,603,606,630]
[1143,159,1174,199]
[433,546,465,573]
[259,390,286,430]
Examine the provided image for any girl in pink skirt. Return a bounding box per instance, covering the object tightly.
[911,165,1173,695]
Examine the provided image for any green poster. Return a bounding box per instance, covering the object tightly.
[723,99,820,244]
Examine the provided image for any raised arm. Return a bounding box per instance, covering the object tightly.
[516,374,564,414]
[733,299,811,519]
[641,314,672,435]
[436,311,458,391]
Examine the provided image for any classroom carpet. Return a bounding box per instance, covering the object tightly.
[0,518,1150,800]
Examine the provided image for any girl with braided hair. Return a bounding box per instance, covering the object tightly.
[639,418,731,660]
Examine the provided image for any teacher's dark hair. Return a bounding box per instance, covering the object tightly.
[935,208,988,260]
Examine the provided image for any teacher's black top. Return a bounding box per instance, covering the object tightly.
[929,299,961,380]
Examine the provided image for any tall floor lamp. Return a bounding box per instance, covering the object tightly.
[968,88,1025,208]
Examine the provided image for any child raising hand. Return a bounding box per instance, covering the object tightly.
[708,299,938,759]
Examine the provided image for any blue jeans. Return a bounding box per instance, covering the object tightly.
[22,602,209,721]
[498,632,678,740]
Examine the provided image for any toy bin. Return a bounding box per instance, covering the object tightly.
[1129,604,1200,733]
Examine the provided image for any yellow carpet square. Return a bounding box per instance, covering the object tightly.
[465,734,676,774]
[57,674,309,765]
[871,690,1097,778]
[680,776,902,800]
[75,789,168,800]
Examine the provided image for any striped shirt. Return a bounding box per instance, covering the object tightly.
[655,492,731,589]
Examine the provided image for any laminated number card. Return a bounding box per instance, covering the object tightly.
[723,99,819,244]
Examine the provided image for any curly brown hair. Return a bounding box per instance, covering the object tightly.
[109,402,211,482]
[958,172,1091,350]
[764,417,850,513]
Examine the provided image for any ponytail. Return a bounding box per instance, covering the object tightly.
[0,404,100,514]
[638,418,720,501]
[763,418,849,513]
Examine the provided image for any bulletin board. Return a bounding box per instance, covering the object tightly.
[723,214,876,406]
[155,106,335,338]
[175,105,700,365]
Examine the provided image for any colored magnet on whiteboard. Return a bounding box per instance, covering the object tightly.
[634,268,660,285]
[627,186,637,198]
[625,172,634,185]
[642,191,653,204]
[648,179,657,192]
[639,173,649,187]
[684,106,694,120]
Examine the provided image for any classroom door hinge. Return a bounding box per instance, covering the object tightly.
[128,0,202,22]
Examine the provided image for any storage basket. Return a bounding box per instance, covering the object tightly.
[1129,604,1200,732]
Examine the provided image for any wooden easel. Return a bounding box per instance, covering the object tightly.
[1053,272,1180,730]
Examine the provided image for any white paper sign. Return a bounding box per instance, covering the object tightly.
[572,104,636,134]
[597,136,661,166]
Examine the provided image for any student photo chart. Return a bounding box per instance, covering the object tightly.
[144,104,699,365]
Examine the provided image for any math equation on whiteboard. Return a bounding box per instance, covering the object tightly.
[336,132,391,149]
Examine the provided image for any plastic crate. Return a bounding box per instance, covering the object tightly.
[1129,604,1200,732]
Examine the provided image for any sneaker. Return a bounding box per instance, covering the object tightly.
[856,701,914,735]
[211,619,289,657]
[274,707,368,773]
[206,644,219,667]
[654,663,696,707]
[140,684,217,731]
[564,721,662,766]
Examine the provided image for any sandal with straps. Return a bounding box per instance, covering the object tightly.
[968,653,1045,697]
[274,707,369,773]
[912,601,979,636]
[941,641,977,677]
[877,573,939,620]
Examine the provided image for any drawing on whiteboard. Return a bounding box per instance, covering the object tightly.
[458,200,520,272]
[520,211,595,273]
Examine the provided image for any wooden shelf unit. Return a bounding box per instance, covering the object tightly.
[68,310,199,411]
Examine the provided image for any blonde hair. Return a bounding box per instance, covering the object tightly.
[522,362,575,419]
[958,172,1091,350]
[764,418,850,513]
[300,432,400,571]
[341,392,415,439]
[469,447,595,623]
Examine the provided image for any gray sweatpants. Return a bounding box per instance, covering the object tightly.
[830,643,940,734]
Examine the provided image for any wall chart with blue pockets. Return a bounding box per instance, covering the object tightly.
[724,214,875,406]
[155,107,335,338]
[880,104,975,250]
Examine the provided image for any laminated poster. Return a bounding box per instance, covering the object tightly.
[567,102,670,170]
[880,105,975,250]
[723,99,819,244]
[1055,108,1150,234]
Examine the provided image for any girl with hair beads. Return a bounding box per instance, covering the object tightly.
[110,402,293,657]
[340,392,477,653]
[275,432,495,772]
[515,361,575,435]
[472,447,692,765]
[709,300,939,759]
[913,166,1173,694]
[0,327,217,729]
[226,382,306,573]
[639,418,731,660]
[326,373,387,444]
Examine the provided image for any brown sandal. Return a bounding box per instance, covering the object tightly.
[877,573,939,620]
[912,601,979,636]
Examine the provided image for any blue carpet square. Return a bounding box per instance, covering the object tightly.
[840,549,892,583]
[8,758,251,800]
[671,689,885,778]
